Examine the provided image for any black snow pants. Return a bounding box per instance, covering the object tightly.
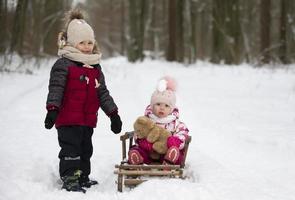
[57,126,94,178]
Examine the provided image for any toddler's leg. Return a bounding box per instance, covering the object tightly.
[164,146,180,164]
[57,126,83,177]
[128,146,151,164]
[57,126,86,192]
[80,126,93,176]
[80,126,98,188]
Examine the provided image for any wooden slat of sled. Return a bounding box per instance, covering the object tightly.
[114,169,181,176]
[115,164,181,170]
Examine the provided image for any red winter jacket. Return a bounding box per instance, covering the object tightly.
[46,58,118,128]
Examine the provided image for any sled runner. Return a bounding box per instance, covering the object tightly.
[114,131,191,192]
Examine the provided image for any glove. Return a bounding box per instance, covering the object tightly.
[44,110,58,129]
[137,138,153,152]
[110,114,122,134]
[167,136,182,148]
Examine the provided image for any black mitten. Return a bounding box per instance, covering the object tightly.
[44,110,58,129]
[110,114,122,134]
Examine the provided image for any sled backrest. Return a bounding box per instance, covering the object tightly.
[120,131,135,161]
[180,135,191,168]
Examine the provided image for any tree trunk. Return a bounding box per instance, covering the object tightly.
[279,0,287,63]
[286,1,295,62]
[127,0,138,62]
[42,0,65,55]
[32,0,44,56]
[145,0,155,53]
[10,0,29,54]
[151,0,156,53]
[189,0,197,62]
[196,0,211,60]
[127,0,146,62]
[0,0,8,53]
[120,0,126,55]
[212,0,242,64]
[138,0,146,59]
[176,0,184,62]
[259,0,271,64]
[167,0,177,61]
[107,0,115,56]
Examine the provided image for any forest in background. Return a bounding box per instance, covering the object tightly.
[0,0,294,68]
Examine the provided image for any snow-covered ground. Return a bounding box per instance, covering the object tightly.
[0,57,294,200]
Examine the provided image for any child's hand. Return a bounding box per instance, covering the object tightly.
[110,114,122,134]
[44,110,58,129]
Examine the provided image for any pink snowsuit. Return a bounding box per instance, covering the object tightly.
[131,105,189,164]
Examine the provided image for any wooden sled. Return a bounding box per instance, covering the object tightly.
[114,131,192,192]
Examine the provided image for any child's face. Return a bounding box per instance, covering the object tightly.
[75,40,94,54]
[152,102,172,118]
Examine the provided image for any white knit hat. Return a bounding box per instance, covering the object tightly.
[150,76,177,109]
[67,19,95,47]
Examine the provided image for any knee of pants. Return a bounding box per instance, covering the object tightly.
[129,146,152,164]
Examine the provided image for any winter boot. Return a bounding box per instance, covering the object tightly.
[79,175,98,188]
[128,149,144,165]
[164,146,180,164]
[61,170,86,193]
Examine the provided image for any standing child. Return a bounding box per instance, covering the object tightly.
[128,76,189,165]
[44,10,122,193]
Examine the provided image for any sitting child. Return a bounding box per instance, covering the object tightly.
[128,76,189,165]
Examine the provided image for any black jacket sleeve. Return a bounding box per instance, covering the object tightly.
[46,58,70,109]
[97,64,118,116]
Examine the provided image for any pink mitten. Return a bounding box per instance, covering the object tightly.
[137,138,153,152]
[167,136,182,148]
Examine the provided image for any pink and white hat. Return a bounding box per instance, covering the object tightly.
[150,76,177,109]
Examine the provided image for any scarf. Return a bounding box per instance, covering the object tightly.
[57,45,101,65]
[148,113,176,124]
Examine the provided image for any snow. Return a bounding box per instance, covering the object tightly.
[0,56,295,200]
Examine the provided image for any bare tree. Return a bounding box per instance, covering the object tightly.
[286,1,295,62]
[188,0,197,62]
[212,0,242,64]
[0,0,8,53]
[176,0,184,62]
[31,0,44,56]
[279,0,287,63]
[127,0,146,62]
[42,0,67,55]
[259,0,271,64]
[120,0,126,55]
[194,0,212,61]
[165,0,185,62]
[10,0,29,55]
[166,0,177,61]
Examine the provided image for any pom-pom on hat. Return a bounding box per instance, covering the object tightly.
[150,76,177,109]
[66,10,95,47]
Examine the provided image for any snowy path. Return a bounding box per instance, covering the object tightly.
[0,57,295,200]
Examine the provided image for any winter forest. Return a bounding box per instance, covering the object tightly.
[0,0,295,200]
[1,0,295,67]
